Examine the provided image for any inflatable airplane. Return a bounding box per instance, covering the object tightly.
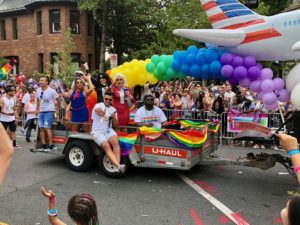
[173,0,300,61]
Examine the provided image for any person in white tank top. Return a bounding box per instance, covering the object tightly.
[0,86,20,149]
[24,92,37,142]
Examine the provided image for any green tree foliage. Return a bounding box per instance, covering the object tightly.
[50,28,80,85]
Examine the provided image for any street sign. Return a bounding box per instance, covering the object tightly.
[110,54,118,69]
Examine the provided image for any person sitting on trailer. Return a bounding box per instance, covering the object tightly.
[91,91,126,174]
[134,94,168,129]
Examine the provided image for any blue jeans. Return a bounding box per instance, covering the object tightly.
[38,112,54,129]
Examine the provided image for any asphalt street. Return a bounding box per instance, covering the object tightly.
[0,137,298,225]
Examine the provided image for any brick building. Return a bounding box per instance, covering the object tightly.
[0,0,97,76]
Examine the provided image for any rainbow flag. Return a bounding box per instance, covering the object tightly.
[180,120,220,133]
[0,63,12,80]
[139,126,162,141]
[117,132,138,156]
[166,126,208,150]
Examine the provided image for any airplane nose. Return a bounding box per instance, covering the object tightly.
[292,41,300,52]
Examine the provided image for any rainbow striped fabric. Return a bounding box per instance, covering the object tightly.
[117,132,138,156]
[166,126,208,150]
[139,126,162,141]
[180,120,220,133]
[0,63,13,80]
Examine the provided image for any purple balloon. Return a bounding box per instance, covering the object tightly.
[244,56,257,68]
[247,66,261,80]
[239,78,251,87]
[232,56,244,67]
[277,89,290,102]
[228,77,239,85]
[257,63,263,70]
[250,80,261,92]
[220,53,233,65]
[262,92,277,105]
[261,79,274,93]
[265,101,278,110]
[260,68,273,80]
[221,65,234,78]
[233,66,247,81]
[257,91,264,101]
[273,78,285,91]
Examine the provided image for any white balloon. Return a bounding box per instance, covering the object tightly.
[291,83,300,110]
[286,63,300,92]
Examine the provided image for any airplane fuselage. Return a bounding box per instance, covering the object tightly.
[228,10,300,61]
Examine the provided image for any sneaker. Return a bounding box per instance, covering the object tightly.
[118,164,126,174]
[13,144,22,150]
[253,144,259,149]
[48,145,57,150]
[26,138,31,143]
[19,129,25,135]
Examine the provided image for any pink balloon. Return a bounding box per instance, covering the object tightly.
[273,78,285,91]
[239,78,251,87]
[250,80,261,92]
[262,92,277,105]
[260,68,273,80]
[261,79,274,93]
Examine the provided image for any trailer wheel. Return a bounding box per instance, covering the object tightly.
[98,150,130,178]
[65,140,94,172]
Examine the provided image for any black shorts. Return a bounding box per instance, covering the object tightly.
[1,121,16,132]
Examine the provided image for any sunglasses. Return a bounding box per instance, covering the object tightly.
[40,91,43,99]
[145,98,154,101]
[104,98,112,101]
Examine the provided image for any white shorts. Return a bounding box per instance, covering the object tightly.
[91,128,117,146]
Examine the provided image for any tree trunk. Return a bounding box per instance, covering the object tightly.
[99,0,107,73]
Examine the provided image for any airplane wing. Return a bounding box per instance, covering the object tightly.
[173,29,246,47]
[292,41,300,52]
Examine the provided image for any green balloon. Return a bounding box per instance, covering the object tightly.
[166,68,175,78]
[153,69,160,79]
[146,62,156,73]
[151,55,160,65]
[157,62,167,75]
[160,54,168,62]
[164,55,174,68]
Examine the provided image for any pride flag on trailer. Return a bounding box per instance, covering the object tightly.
[117,132,138,156]
[139,126,162,141]
[166,126,208,150]
[0,63,13,80]
[180,120,220,133]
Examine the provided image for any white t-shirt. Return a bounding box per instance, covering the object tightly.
[0,96,15,122]
[134,106,167,128]
[26,101,37,120]
[21,92,30,104]
[36,87,58,112]
[92,103,117,132]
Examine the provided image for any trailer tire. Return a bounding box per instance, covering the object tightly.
[98,150,130,178]
[65,140,94,172]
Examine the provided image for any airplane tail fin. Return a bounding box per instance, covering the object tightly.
[199,0,265,29]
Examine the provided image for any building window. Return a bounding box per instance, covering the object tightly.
[71,53,81,68]
[38,54,44,73]
[88,54,93,71]
[70,10,80,34]
[87,13,93,36]
[37,11,42,35]
[50,53,59,76]
[0,20,6,40]
[49,10,61,33]
[12,18,18,40]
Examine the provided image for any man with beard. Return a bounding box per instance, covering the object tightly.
[134,94,167,128]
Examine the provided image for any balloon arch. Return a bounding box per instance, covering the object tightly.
[109,45,291,110]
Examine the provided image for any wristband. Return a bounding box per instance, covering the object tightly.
[47,209,57,217]
[288,149,300,157]
[294,166,300,173]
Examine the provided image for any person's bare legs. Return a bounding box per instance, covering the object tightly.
[40,128,46,144]
[45,128,53,145]
[100,141,120,168]
[72,123,79,132]
[109,135,121,163]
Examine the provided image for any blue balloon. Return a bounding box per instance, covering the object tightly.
[172,60,181,71]
[181,64,190,74]
[196,52,207,65]
[198,48,206,54]
[210,61,222,75]
[174,51,187,64]
[187,45,198,54]
[206,51,219,63]
[186,54,197,65]
[190,64,201,78]
[173,51,182,60]
[201,64,210,76]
